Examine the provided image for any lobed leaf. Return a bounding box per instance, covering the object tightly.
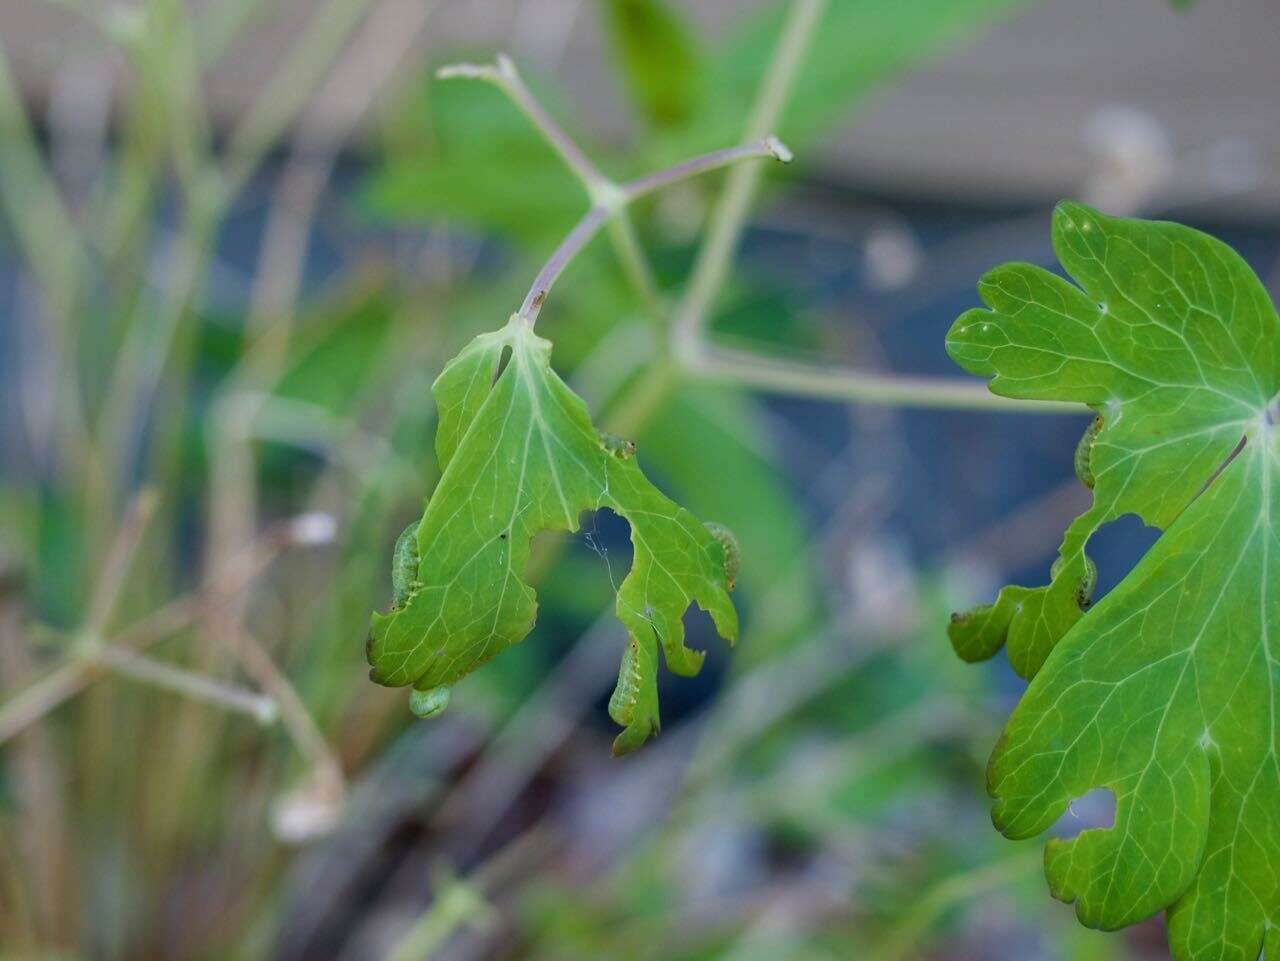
[948,203,1280,960]
[368,315,737,754]
[948,202,1272,677]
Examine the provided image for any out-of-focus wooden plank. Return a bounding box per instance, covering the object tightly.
[3,0,1278,213]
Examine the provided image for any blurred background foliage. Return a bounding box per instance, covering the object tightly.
[0,0,1267,959]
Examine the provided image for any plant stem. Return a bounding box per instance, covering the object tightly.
[82,488,159,636]
[231,628,346,802]
[605,214,662,315]
[656,0,1076,415]
[438,54,607,191]
[93,645,278,723]
[438,55,660,311]
[460,7,1080,417]
[519,206,610,321]
[0,39,91,464]
[621,137,792,202]
[518,140,791,323]
[0,518,306,745]
[688,344,1079,413]
[670,0,825,361]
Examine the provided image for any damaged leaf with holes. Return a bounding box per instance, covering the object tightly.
[947,202,1280,961]
[368,314,738,755]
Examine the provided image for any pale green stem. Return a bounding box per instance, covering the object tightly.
[438,55,663,311]
[691,344,1079,413]
[0,642,279,748]
[92,645,278,724]
[663,0,1077,414]
[517,139,790,322]
[605,214,662,315]
[382,875,496,961]
[669,0,825,359]
[0,512,308,745]
[439,54,606,190]
[0,43,82,319]
[0,38,91,455]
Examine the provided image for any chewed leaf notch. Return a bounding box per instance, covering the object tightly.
[369,314,737,755]
[948,203,1280,961]
[946,202,1267,678]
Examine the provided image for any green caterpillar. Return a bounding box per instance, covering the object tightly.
[391,520,420,608]
[409,685,451,719]
[1073,415,1103,489]
[703,522,740,592]
[389,519,451,718]
[1051,553,1098,610]
[598,430,636,459]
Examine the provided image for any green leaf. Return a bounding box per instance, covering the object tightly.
[368,315,738,754]
[599,0,701,131]
[637,385,824,658]
[947,203,1273,677]
[948,203,1280,959]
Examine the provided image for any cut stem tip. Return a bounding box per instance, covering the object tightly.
[436,62,489,81]
[765,136,794,164]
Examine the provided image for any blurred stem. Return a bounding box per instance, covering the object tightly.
[199,0,436,801]
[89,645,278,723]
[382,872,496,961]
[0,38,90,461]
[81,488,158,638]
[688,344,1079,413]
[0,640,277,747]
[659,0,1077,415]
[382,827,554,961]
[196,0,274,66]
[0,41,83,322]
[0,520,303,744]
[869,847,1043,961]
[230,628,346,802]
[605,214,662,315]
[220,0,381,199]
[669,0,824,360]
[211,0,437,604]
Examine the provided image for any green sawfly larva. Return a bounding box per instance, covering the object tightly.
[703,522,740,592]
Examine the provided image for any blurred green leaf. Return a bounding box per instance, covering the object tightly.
[639,385,823,658]
[662,0,1033,161]
[35,487,84,628]
[599,0,702,131]
[363,73,584,247]
[273,287,398,415]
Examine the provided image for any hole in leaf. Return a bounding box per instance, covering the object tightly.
[1051,787,1116,839]
[493,343,513,384]
[576,507,729,728]
[1084,513,1160,603]
[577,507,635,602]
